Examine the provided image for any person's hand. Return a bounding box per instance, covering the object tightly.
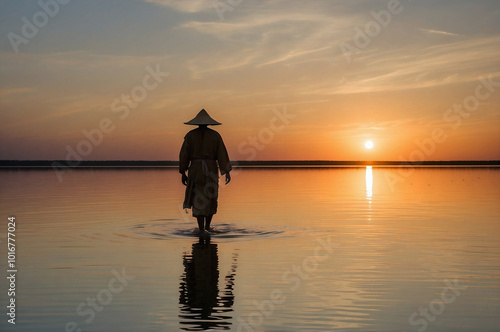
[181,173,188,186]
[225,172,231,185]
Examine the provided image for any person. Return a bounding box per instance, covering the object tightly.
[179,109,232,233]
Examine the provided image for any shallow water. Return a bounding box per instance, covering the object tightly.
[0,167,499,331]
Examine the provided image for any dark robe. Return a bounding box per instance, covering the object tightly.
[179,127,231,216]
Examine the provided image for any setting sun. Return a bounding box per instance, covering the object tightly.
[364,140,374,149]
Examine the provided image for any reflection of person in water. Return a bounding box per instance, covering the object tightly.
[179,237,237,331]
[179,109,232,234]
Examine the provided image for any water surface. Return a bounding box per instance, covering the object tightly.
[0,167,499,331]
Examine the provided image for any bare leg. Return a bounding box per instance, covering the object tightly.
[196,216,205,233]
[205,214,213,231]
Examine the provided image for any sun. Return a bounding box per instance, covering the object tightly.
[364,140,374,149]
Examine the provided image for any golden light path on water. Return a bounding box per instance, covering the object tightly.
[366,166,373,222]
[365,166,373,199]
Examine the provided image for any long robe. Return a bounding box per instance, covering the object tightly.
[179,127,232,216]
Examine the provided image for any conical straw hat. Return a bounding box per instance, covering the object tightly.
[184,109,221,126]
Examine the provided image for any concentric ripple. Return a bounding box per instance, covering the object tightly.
[131,219,287,241]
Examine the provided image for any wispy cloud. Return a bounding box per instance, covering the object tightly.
[256,46,332,67]
[142,0,213,13]
[181,11,355,77]
[0,87,36,99]
[301,36,500,95]
[419,28,461,37]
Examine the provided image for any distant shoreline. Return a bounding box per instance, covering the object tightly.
[0,160,499,168]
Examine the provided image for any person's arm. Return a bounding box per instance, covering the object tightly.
[181,172,188,186]
[179,137,190,186]
[217,134,232,185]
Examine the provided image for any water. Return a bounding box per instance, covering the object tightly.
[0,167,499,331]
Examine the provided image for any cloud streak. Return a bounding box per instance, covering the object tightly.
[419,28,461,37]
[142,0,213,12]
[300,36,500,96]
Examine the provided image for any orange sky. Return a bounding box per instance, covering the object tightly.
[1,0,499,161]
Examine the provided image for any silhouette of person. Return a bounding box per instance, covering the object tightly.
[179,236,238,331]
[180,109,232,233]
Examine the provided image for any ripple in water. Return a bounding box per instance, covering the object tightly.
[131,219,286,241]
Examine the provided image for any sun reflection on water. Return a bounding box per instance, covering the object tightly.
[365,166,373,200]
[366,166,373,221]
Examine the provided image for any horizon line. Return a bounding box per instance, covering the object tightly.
[1,160,499,168]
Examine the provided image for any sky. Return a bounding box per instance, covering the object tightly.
[0,0,499,161]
